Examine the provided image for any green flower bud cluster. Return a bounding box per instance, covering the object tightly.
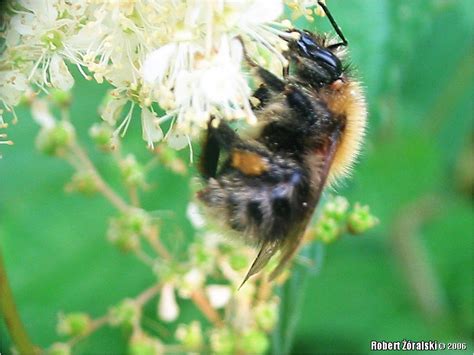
[173,296,277,355]
[241,329,270,354]
[36,121,75,156]
[89,123,115,150]
[107,209,150,252]
[175,321,204,351]
[65,170,99,195]
[120,154,146,187]
[347,203,379,234]
[156,145,187,175]
[210,327,236,354]
[229,252,249,272]
[50,89,72,108]
[313,196,378,243]
[217,241,252,273]
[108,299,140,328]
[56,312,91,337]
[208,326,270,355]
[189,242,215,271]
[128,332,164,355]
[255,301,278,331]
[46,342,71,355]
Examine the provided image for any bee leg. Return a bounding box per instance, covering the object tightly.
[251,84,271,110]
[296,56,334,86]
[284,85,315,120]
[253,66,319,126]
[254,66,285,92]
[210,119,242,150]
[252,65,314,120]
[199,117,246,179]
[199,120,221,179]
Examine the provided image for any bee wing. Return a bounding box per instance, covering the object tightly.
[239,240,281,288]
[269,216,311,281]
[269,138,340,281]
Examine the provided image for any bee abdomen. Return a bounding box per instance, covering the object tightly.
[222,170,306,242]
[247,200,264,225]
[198,157,311,243]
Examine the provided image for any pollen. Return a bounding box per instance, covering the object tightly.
[231,149,269,176]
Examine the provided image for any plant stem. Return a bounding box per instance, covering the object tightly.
[68,315,109,347]
[71,142,129,213]
[190,290,223,327]
[0,247,38,355]
[391,195,448,322]
[136,283,162,307]
[129,186,140,207]
[144,225,172,260]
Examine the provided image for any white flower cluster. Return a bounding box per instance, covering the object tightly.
[1,0,322,149]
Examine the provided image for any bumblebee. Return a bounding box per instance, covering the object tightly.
[197,2,367,285]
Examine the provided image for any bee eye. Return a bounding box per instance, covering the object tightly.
[310,48,338,68]
[295,32,342,79]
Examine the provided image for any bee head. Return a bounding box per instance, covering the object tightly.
[287,30,344,87]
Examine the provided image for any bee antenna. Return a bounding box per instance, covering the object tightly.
[317,1,348,48]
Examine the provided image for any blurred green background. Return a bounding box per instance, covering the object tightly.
[1,0,473,354]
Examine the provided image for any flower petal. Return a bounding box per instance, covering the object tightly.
[243,0,283,24]
[158,283,179,323]
[167,132,189,150]
[31,99,55,129]
[141,43,177,84]
[50,55,74,91]
[141,108,163,147]
[205,285,232,309]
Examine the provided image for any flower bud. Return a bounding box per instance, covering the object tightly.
[107,210,150,252]
[229,253,248,271]
[156,146,187,174]
[175,321,203,351]
[255,301,278,331]
[108,299,140,328]
[158,282,179,322]
[50,88,72,108]
[46,342,71,355]
[128,332,164,355]
[323,196,349,222]
[347,203,379,234]
[314,217,340,244]
[189,242,213,270]
[89,123,114,149]
[210,327,235,355]
[56,312,91,337]
[65,170,99,195]
[240,329,269,355]
[107,220,140,252]
[120,154,146,187]
[36,121,75,156]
